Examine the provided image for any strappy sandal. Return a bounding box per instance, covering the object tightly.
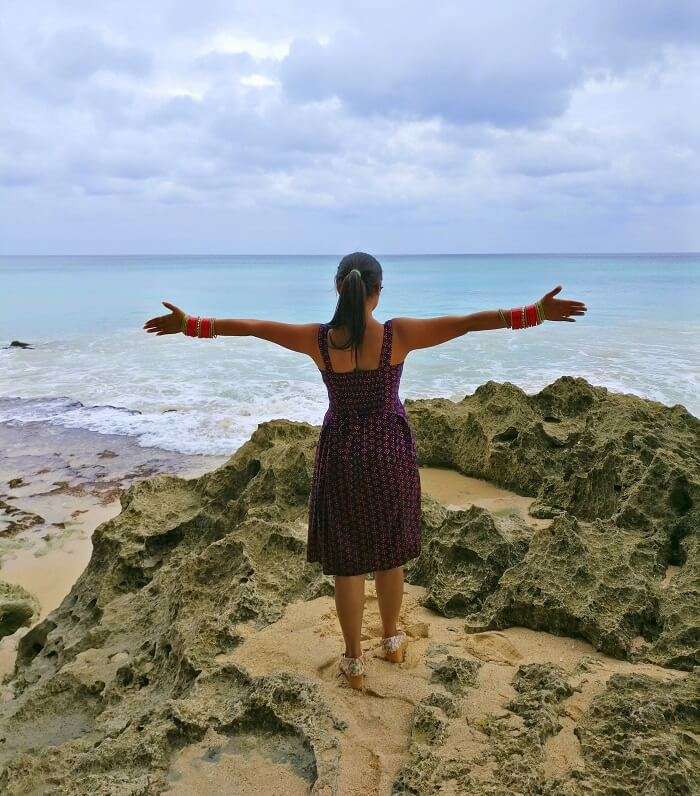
[338,652,366,690]
[381,630,408,663]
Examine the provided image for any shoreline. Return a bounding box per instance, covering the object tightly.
[0,420,230,679]
[0,419,547,681]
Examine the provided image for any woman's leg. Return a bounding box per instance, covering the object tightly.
[374,566,404,638]
[334,574,366,657]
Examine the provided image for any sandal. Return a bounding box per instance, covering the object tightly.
[381,630,408,663]
[338,652,366,690]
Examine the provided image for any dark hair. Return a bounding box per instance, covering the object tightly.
[327,252,383,370]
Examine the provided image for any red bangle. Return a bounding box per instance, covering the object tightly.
[509,304,541,329]
[200,317,211,338]
[185,316,198,336]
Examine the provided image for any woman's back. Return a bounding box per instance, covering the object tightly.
[317,318,408,419]
[319,319,403,372]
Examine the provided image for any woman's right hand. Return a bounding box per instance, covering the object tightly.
[143,301,188,335]
[539,286,587,322]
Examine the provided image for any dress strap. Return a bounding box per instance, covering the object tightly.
[379,319,393,369]
[318,323,333,372]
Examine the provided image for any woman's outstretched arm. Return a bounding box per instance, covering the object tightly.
[393,285,587,353]
[142,302,318,355]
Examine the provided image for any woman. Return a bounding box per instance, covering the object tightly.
[143,252,587,690]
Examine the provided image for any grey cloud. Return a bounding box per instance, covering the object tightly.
[280,27,577,128]
[42,26,152,80]
[278,1,700,129]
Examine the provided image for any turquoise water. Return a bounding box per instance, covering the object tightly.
[1,254,698,454]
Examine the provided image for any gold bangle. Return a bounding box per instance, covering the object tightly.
[181,314,188,334]
[537,300,546,322]
[497,308,508,327]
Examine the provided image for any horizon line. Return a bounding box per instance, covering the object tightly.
[2,251,699,258]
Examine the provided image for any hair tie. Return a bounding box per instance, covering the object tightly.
[348,268,361,278]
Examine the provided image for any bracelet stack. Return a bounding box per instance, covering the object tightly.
[182,315,217,338]
[498,300,546,329]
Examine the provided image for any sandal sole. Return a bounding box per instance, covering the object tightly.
[383,638,408,663]
[342,673,364,690]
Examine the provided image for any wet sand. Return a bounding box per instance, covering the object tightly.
[0,421,229,679]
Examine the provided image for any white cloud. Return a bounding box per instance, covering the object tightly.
[0,1,697,252]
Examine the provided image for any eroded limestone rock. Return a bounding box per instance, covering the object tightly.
[407,499,531,617]
[405,376,700,670]
[0,582,39,639]
[0,377,697,792]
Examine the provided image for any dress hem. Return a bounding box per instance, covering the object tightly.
[306,545,422,577]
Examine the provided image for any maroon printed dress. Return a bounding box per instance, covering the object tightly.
[307,318,422,576]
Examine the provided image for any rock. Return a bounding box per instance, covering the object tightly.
[7,341,33,349]
[0,419,335,792]
[407,498,531,617]
[0,377,697,792]
[506,662,574,741]
[406,376,699,527]
[0,499,45,538]
[464,513,665,661]
[426,649,481,695]
[0,582,39,639]
[404,376,699,670]
[573,671,700,795]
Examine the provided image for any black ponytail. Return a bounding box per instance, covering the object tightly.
[327,252,383,370]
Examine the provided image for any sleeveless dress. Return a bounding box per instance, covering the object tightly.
[307,318,422,576]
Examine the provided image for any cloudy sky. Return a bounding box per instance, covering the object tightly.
[1,1,698,254]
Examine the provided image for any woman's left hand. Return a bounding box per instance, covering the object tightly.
[539,286,587,322]
[143,301,187,335]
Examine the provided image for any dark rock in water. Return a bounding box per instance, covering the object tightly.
[0,376,697,793]
[7,341,33,349]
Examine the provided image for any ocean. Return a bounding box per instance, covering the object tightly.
[1,254,698,456]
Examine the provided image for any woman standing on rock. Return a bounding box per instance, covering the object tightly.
[143,252,586,690]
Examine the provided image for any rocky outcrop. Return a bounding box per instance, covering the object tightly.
[1,421,336,793]
[0,582,39,639]
[394,655,698,795]
[407,499,531,617]
[405,376,700,671]
[0,376,697,793]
